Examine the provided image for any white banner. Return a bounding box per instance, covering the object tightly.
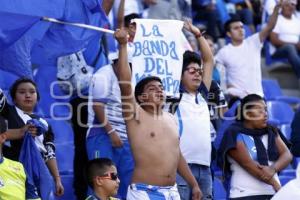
[131,19,191,97]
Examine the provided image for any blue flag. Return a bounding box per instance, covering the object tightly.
[19,133,54,200]
[0,0,65,50]
[0,0,108,77]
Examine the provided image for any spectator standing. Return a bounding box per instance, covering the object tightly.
[215,1,281,107]
[171,22,214,200]
[114,28,202,200]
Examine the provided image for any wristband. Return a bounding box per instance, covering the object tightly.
[194,31,202,38]
[107,128,116,135]
[195,30,206,38]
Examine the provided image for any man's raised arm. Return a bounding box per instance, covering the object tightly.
[184,21,214,90]
[114,29,136,120]
[259,0,282,42]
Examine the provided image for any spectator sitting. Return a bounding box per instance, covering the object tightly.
[85,158,120,200]
[218,94,292,200]
[270,0,300,83]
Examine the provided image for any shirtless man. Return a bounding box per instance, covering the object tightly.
[114,29,202,200]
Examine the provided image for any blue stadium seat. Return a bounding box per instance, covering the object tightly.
[264,41,289,66]
[214,101,240,150]
[55,143,74,175]
[45,119,74,144]
[280,169,296,177]
[223,100,241,118]
[280,124,292,141]
[54,174,76,200]
[267,101,295,126]
[213,178,227,200]
[262,79,300,104]
[279,175,294,186]
[293,157,300,169]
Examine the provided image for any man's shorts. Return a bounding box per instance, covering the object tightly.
[127,183,180,200]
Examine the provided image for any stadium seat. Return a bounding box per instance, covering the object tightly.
[279,175,294,186]
[223,100,240,118]
[262,79,300,104]
[45,119,74,144]
[267,101,295,126]
[263,41,289,66]
[280,169,296,177]
[54,174,76,200]
[213,178,227,200]
[214,101,240,150]
[280,124,292,141]
[293,157,300,169]
[55,143,74,175]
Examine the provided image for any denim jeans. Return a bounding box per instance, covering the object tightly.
[177,164,212,200]
[272,44,300,78]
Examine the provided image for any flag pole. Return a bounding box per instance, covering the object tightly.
[42,17,115,34]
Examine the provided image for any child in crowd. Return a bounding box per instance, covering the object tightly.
[85,158,120,200]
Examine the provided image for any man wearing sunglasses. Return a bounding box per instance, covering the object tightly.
[113,26,202,200]
[171,22,214,200]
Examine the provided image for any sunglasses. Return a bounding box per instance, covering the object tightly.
[99,172,119,181]
[186,67,203,75]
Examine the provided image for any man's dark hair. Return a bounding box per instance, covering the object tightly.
[134,76,163,104]
[237,94,265,122]
[85,158,115,189]
[224,16,242,33]
[182,50,202,74]
[10,77,40,101]
[124,13,140,28]
[0,116,7,134]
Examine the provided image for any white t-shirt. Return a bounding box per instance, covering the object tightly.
[270,14,300,55]
[175,92,211,166]
[87,64,127,140]
[228,134,279,198]
[215,33,264,98]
